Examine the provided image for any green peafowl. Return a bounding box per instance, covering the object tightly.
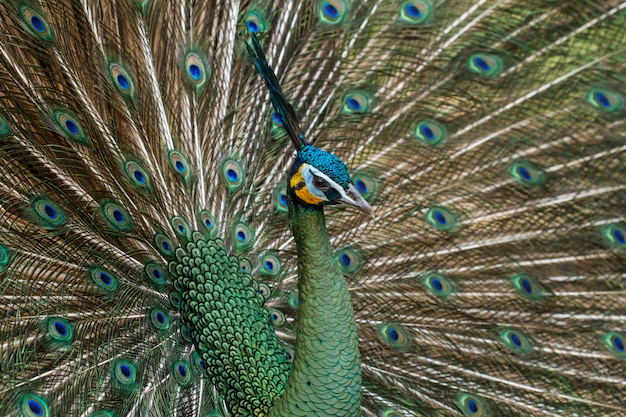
[0,0,625,416]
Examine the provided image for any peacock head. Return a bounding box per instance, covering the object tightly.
[288,144,373,215]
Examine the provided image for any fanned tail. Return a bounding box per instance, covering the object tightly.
[0,1,625,416]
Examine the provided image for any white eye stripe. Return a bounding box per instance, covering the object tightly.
[302,164,351,202]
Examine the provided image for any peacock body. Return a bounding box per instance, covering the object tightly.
[0,0,625,416]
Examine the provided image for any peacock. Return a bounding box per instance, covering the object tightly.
[0,0,625,416]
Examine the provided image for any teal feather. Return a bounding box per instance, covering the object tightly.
[1,1,625,416]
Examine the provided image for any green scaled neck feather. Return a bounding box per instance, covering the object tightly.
[268,163,364,416]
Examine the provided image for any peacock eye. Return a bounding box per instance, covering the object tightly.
[313,176,330,191]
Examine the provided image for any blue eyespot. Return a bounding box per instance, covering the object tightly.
[184,53,209,88]
[120,364,131,378]
[264,260,274,271]
[500,328,533,353]
[421,124,434,139]
[154,232,174,257]
[324,3,338,18]
[509,332,521,347]
[21,8,52,41]
[274,185,289,212]
[426,206,457,231]
[595,91,610,107]
[33,197,66,228]
[247,20,259,32]
[509,160,544,186]
[268,308,286,326]
[21,394,49,417]
[586,88,623,113]
[342,92,370,114]
[602,224,626,249]
[108,62,135,97]
[156,311,165,323]
[405,4,421,18]
[91,267,118,292]
[169,150,191,181]
[473,57,490,72]
[272,112,283,125]
[145,262,168,288]
[467,399,478,414]
[355,179,367,193]
[117,75,130,91]
[318,0,347,24]
[134,170,145,183]
[414,120,446,145]
[112,209,124,223]
[221,158,245,192]
[336,248,362,275]
[244,9,268,33]
[511,273,543,301]
[227,169,238,181]
[100,271,111,285]
[615,336,625,352]
[424,273,453,297]
[399,1,433,24]
[54,321,66,336]
[46,317,73,345]
[233,222,254,253]
[431,276,443,292]
[199,209,217,237]
[468,53,503,77]
[30,16,45,32]
[124,160,151,189]
[379,323,410,350]
[388,327,399,341]
[352,172,377,202]
[518,166,531,181]
[347,97,360,110]
[457,393,489,417]
[602,332,626,359]
[53,110,88,143]
[172,359,193,385]
[188,64,201,80]
[65,119,79,135]
[43,204,57,219]
[101,202,132,231]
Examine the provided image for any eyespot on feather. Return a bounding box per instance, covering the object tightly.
[399,0,434,25]
[468,53,503,77]
[318,0,349,24]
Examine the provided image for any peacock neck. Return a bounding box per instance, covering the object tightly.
[268,195,362,416]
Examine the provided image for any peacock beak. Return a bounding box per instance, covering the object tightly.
[339,183,375,217]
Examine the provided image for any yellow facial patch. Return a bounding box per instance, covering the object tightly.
[290,165,324,205]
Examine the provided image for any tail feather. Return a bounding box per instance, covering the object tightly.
[0,0,625,416]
